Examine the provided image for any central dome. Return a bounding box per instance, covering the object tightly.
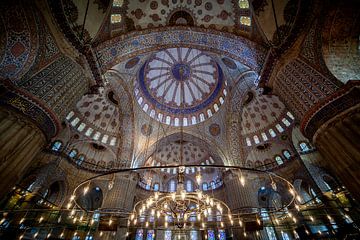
[135,48,227,126]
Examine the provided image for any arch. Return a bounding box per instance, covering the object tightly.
[274,155,284,165]
[51,140,63,152]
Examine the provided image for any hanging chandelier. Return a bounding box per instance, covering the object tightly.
[130,166,232,229]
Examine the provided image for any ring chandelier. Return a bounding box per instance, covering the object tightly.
[71,165,297,232]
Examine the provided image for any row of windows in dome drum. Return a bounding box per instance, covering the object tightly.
[142,178,222,192]
[51,141,85,166]
[245,112,294,146]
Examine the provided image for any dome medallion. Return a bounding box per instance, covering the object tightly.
[135,48,227,126]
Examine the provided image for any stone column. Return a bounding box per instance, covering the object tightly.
[314,107,360,201]
[0,107,46,199]
[98,173,138,240]
[223,171,268,240]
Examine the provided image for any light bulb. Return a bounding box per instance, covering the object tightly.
[19,218,24,224]
[275,219,279,224]
[130,213,135,220]
[221,222,224,227]
[295,204,300,211]
[240,175,245,186]
[39,216,44,223]
[134,219,137,225]
[257,218,261,225]
[202,222,205,228]
[197,191,203,199]
[228,214,232,220]
[165,222,168,228]
[239,219,243,227]
[206,196,210,205]
[73,231,77,236]
[70,209,75,216]
[244,232,247,237]
[292,217,297,223]
[109,218,113,226]
[19,234,24,239]
[164,203,168,209]
[34,232,38,238]
[230,219,234,225]
[165,215,168,221]
[154,192,159,200]
[60,232,64,238]
[47,233,51,238]
[310,216,314,222]
[91,219,94,225]
[197,213,201,220]
[196,173,201,185]
[296,195,302,202]
[100,231,103,237]
[256,231,260,236]
[84,186,89,195]
[156,211,160,218]
[145,221,149,227]
[151,209,155,216]
[181,190,186,200]
[210,199,214,207]
[289,188,295,196]
[67,203,71,209]
[80,215,84,221]
[70,195,75,201]
[73,217,77,223]
[171,192,176,201]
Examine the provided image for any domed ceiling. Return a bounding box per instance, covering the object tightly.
[240,88,294,146]
[135,47,227,126]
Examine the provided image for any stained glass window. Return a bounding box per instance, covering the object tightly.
[240,16,251,26]
[68,149,77,158]
[287,111,295,120]
[51,141,62,151]
[111,14,122,24]
[164,230,172,240]
[169,179,176,192]
[239,0,249,8]
[276,124,284,132]
[282,118,291,126]
[269,129,276,137]
[136,229,144,240]
[265,227,277,240]
[113,0,124,7]
[283,150,291,159]
[153,183,159,191]
[275,155,284,165]
[202,183,208,191]
[146,230,155,240]
[219,230,226,240]
[208,230,215,240]
[299,142,310,152]
[190,230,198,240]
[186,180,193,192]
[76,155,85,165]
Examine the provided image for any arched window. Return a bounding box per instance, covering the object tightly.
[76,155,85,165]
[283,150,291,160]
[275,155,284,165]
[51,141,62,152]
[240,16,251,26]
[168,179,176,192]
[202,182,208,191]
[186,180,193,192]
[238,0,249,8]
[153,183,159,191]
[111,14,122,24]
[210,181,215,190]
[68,149,78,158]
[299,142,310,152]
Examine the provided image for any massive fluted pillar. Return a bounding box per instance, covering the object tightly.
[98,173,138,240]
[0,107,46,198]
[298,82,360,201]
[224,171,268,240]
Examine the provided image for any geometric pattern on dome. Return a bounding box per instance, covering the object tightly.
[135,48,227,126]
[241,89,295,146]
[66,87,120,146]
